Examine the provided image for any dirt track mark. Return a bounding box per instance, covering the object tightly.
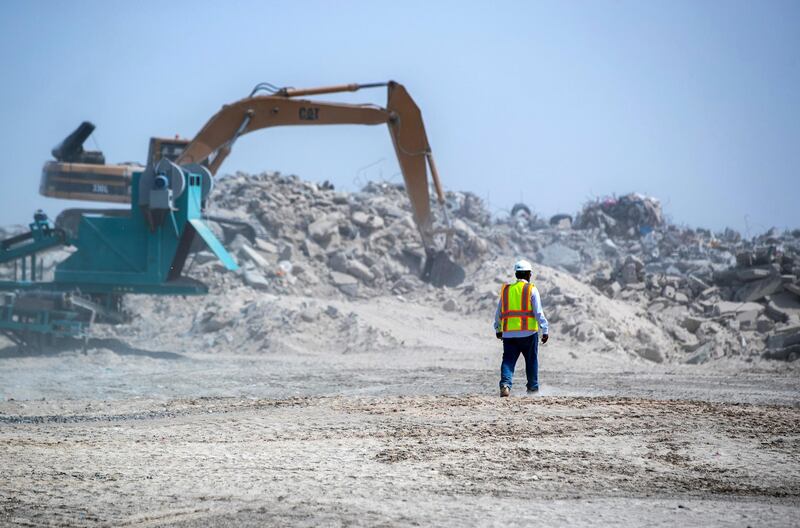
[1,395,798,526]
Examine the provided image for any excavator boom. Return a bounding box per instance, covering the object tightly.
[177,81,446,246]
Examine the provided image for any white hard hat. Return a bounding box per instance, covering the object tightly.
[514,259,533,272]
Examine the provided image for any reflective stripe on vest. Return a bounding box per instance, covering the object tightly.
[499,281,538,332]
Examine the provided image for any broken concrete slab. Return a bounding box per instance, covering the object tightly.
[699,286,719,299]
[682,316,704,333]
[685,341,714,365]
[242,269,270,290]
[300,239,324,262]
[735,276,783,302]
[687,274,710,291]
[757,317,775,333]
[351,211,384,231]
[254,238,279,254]
[328,252,349,274]
[238,244,271,271]
[764,343,800,361]
[735,309,760,330]
[775,323,800,335]
[736,268,772,282]
[670,325,698,347]
[636,346,664,363]
[764,292,800,324]
[785,282,800,298]
[601,238,619,255]
[308,213,343,246]
[766,326,800,350]
[764,297,790,323]
[771,291,800,310]
[618,255,645,285]
[713,301,764,317]
[345,259,375,283]
[330,271,359,297]
[712,269,739,286]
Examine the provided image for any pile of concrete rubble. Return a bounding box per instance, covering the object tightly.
[3,172,797,364]
[574,193,664,237]
[585,218,800,363]
[195,172,488,298]
[191,174,798,364]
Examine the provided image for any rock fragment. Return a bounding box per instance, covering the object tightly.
[735,276,783,302]
[330,271,358,297]
[242,269,270,290]
[308,213,343,246]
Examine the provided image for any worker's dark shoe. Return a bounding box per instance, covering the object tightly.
[500,385,510,397]
[527,387,539,395]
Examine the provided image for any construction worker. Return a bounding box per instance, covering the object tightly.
[494,259,549,397]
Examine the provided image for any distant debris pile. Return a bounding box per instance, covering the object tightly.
[589,220,800,363]
[574,193,664,238]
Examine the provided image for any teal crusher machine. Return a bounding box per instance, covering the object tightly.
[0,160,238,348]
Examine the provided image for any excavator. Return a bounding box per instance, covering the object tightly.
[1,81,464,347]
[41,81,457,279]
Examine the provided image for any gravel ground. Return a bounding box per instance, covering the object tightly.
[0,394,798,527]
[0,295,798,526]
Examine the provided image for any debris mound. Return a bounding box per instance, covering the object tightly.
[574,193,664,237]
[154,175,800,363]
[3,171,798,366]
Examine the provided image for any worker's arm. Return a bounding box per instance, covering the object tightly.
[494,298,503,339]
[531,286,549,341]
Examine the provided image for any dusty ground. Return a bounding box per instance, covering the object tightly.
[0,295,799,527]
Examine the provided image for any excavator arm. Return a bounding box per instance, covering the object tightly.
[176,81,447,248]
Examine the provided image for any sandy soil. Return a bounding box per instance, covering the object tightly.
[1,295,799,526]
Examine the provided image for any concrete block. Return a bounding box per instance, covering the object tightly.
[331,271,358,297]
[682,316,704,333]
[735,276,783,302]
[685,341,714,365]
[736,268,771,282]
[785,282,800,298]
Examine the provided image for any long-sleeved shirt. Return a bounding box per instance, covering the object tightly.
[493,279,549,338]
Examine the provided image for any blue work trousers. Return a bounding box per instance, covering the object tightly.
[499,333,539,390]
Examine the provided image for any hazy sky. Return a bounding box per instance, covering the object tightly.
[0,0,798,235]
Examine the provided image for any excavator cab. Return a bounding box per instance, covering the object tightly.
[147,137,191,166]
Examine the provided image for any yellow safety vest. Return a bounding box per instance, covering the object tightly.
[499,280,538,332]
